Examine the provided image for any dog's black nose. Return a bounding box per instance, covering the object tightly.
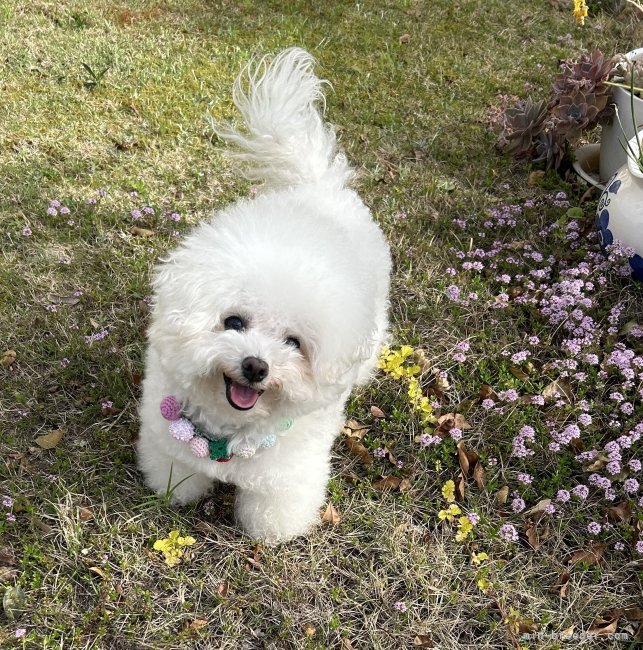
[241,356,269,383]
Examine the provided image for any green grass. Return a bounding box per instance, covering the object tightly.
[1,0,642,648]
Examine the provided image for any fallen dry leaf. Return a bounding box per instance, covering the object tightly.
[216,581,229,597]
[479,384,498,401]
[552,570,570,598]
[456,440,479,476]
[78,506,94,522]
[370,405,386,419]
[341,419,370,440]
[523,499,551,517]
[560,625,575,640]
[527,170,545,187]
[473,462,486,490]
[542,378,573,401]
[381,446,398,467]
[35,429,64,449]
[399,33,411,43]
[495,486,509,505]
[509,366,530,381]
[455,473,465,501]
[2,350,17,367]
[321,503,341,526]
[185,618,208,631]
[588,612,620,636]
[372,476,403,491]
[47,294,80,306]
[128,226,155,237]
[605,501,632,524]
[340,639,355,650]
[88,566,108,580]
[569,543,607,566]
[0,566,18,581]
[399,479,412,493]
[413,635,435,648]
[344,437,372,465]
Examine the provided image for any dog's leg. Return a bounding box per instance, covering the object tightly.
[234,461,329,543]
[137,437,213,505]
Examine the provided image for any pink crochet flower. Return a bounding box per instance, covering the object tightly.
[160,395,182,421]
[169,418,195,442]
[190,437,209,458]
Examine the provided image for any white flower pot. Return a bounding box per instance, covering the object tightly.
[596,131,643,281]
[599,47,643,183]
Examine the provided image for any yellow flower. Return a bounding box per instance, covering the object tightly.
[471,552,489,565]
[153,530,196,566]
[455,516,473,542]
[438,503,461,522]
[573,0,588,25]
[441,480,456,503]
[477,578,493,594]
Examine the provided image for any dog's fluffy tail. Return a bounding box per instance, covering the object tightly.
[214,48,351,189]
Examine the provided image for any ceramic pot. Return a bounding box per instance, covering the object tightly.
[599,47,643,183]
[596,132,643,281]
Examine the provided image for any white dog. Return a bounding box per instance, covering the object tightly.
[137,48,391,543]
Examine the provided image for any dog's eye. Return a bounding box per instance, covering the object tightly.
[285,336,301,349]
[224,315,246,331]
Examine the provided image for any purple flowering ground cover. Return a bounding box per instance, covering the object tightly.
[1,1,642,648]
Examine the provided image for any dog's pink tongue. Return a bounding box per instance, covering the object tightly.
[230,381,260,409]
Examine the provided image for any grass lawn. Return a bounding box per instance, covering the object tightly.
[1,0,642,648]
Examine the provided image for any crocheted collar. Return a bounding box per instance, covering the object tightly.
[159,395,292,462]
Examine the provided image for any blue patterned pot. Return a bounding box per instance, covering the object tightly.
[596,132,643,282]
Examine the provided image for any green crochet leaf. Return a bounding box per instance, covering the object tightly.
[207,438,231,460]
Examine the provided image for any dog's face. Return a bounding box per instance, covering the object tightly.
[148,204,382,430]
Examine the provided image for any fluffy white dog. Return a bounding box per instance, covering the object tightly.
[137,48,391,543]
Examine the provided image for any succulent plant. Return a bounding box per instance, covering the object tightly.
[496,49,618,172]
[497,97,548,158]
[552,89,609,142]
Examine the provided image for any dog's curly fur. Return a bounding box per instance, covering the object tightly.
[137,48,391,543]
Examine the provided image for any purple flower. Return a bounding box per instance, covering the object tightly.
[572,485,589,500]
[15,629,26,639]
[578,413,592,426]
[373,447,386,458]
[481,399,495,410]
[614,542,625,551]
[467,513,480,525]
[528,336,540,345]
[447,285,460,301]
[543,503,556,514]
[47,207,57,216]
[624,478,639,494]
[50,199,61,208]
[131,210,142,220]
[170,212,181,222]
[629,459,641,472]
[620,402,634,415]
[6,513,16,522]
[60,358,70,368]
[511,350,530,364]
[60,206,70,215]
[455,340,470,352]
[556,489,570,503]
[101,401,113,410]
[452,352,466,363]
[499,523,519,542]
[636,541,643,554]
[87,197,97,205]
[22,226,32,236]
[393,601,407,612]
[2,495,13,507]
[419,434,440,447]
[449,427,463,442]
[517,473,533,484]
[511,498,525,513]
[587,522,602,535]
[143,206,154,215]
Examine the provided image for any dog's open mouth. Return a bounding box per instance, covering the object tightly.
[224,374,262,410]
